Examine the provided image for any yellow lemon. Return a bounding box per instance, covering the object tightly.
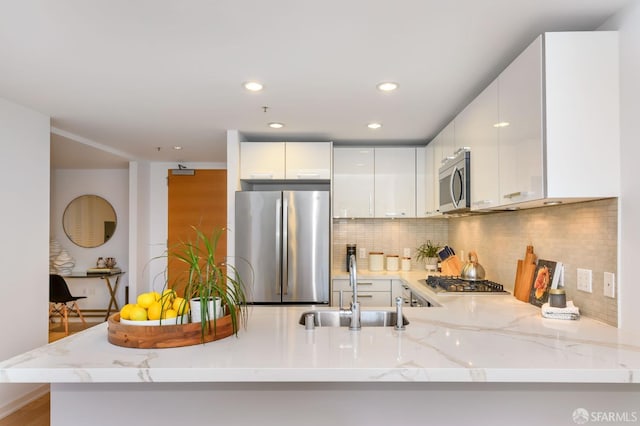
[147,301,162,321]
[173,297,189,315]
[162,288,176,301]
[119,303,135,320]
[162,309,178,319]
[137,292,155,309]
[151,291,162,301]
[129,305,148,321]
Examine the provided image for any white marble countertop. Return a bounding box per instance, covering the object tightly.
[2,270,640,384]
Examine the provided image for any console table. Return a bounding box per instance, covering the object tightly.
[66,271,125,321]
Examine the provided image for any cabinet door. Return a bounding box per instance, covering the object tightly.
[332,147,374,218]
[498,36,544,206]
[416,147,426,217]
[430,135,443,214]
[240,142,285,180]
[374,147,416,218]
[285,142,332,180]
[456,79,500,210]
[439,121,456,163]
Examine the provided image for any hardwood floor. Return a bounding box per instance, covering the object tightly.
[0,394,49,426]
[0,321,99,425]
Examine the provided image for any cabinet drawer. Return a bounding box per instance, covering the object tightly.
[331,291,391,307]
[332,279,391,292]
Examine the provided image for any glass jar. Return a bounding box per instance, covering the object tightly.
[549,288,567,308]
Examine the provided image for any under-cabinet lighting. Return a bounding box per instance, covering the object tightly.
[173,146,183,150]
[493,122,510,128]
[367,122,382,129]
[268,122,284,129]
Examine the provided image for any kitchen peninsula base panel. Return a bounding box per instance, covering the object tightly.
[51,382,640,426]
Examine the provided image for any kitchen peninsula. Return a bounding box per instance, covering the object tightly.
[2,272,639,426]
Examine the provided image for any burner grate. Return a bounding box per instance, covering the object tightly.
[425,275,507,293]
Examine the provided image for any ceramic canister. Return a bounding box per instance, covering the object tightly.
[369,252,384,271]
[386,255,399,271]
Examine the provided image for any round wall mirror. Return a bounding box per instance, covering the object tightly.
[63,195,117,248]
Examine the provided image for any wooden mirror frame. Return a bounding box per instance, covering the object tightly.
[62,195,117,248]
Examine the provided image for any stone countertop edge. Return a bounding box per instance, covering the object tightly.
[1,271,640,384]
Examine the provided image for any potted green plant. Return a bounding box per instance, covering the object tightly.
[416,240,441,271]
[166,226,248,341]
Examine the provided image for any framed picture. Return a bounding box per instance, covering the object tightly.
[529,259,561,307]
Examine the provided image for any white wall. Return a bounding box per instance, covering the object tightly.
[50,169,129,310]
[600,2,640,330]
[0,98,50,416]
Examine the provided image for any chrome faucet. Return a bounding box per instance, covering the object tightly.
[349,254,361,330]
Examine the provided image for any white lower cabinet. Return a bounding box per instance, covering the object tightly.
[331,279,392,307]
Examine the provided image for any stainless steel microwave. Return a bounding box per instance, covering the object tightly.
[439,149,471,213]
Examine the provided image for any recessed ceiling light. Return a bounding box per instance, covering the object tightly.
[367,122,382,129]
[268,122,284,129]
[376,82,398,92]
[243,81,264,92]
[173,146,183,150]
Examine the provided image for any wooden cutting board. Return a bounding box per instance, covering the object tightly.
[513,245,537,302]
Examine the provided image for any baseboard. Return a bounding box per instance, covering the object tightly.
[0,384,49,419]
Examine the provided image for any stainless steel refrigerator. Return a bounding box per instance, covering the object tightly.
[235,191,330,304]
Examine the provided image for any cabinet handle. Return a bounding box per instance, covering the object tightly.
[357,282,373,286]
[249,173,274,179]
[385,212,406,217]
[356,295,373,298]
[296,172,320,178]
[504,191,531,198]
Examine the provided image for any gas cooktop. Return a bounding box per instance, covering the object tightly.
[421,276,509,294]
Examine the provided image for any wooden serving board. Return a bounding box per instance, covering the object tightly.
[107,313,236,348]
[513,245,537,302]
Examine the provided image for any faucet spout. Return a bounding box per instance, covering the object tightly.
[349,254,361,331]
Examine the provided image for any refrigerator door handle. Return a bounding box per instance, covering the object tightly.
[275,197,282,295]
[282,195,288,295]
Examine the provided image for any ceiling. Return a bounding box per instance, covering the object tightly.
[0,0,632,169]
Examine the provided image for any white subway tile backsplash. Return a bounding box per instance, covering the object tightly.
[332,199,618,326]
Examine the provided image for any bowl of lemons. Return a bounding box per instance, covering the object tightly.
[119,289,190,326]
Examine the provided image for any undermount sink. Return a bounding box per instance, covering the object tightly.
[298,310,409,327]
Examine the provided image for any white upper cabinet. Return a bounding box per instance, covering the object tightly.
[543,32,619,200]
[498,36,544,206]
[240,142,331,180]
[438,121,456,163]
[374,147,416,218]
[497,32,619,208]
[455,79,500,210]
[285,142,332,180]
[333,147,374,218]
[240,142,286,180]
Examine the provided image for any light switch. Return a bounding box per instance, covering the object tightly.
[577,268,592,293]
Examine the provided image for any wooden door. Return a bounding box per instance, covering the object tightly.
[167,169,227,295]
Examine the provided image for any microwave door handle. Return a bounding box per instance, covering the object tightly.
[450,166,459,209]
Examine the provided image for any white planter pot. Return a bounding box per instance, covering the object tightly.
[424,257,438,271]
[189,297,223,323]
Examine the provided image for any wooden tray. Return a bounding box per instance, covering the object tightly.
[107,313,236,348]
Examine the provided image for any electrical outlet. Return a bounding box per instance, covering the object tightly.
[604,272,615,298]
[403,247,411,257]
[359,248,366,259]
[577,268,592,293]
